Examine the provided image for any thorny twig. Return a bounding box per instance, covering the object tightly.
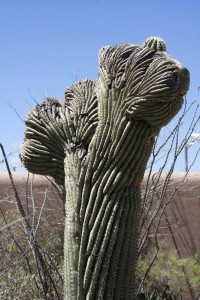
[0,143,63,299]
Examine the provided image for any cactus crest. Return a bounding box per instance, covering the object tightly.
[143,36,167,51]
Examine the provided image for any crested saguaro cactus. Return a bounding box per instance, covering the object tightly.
[20,37,189,299]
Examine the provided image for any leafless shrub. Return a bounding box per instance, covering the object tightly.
[0,144,65,300]
[137,99,200,298]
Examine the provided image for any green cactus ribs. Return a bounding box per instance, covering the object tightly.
[143,36,167,51]
[20,37,190,300]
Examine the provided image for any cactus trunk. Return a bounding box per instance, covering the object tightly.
[63,119,155,299]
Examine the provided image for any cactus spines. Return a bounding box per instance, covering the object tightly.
[143,36,167,51]
[20,38,189,299]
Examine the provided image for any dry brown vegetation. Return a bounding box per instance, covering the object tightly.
[0,99,200,299]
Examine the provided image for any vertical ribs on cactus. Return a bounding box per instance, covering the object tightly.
[20,37,190,299]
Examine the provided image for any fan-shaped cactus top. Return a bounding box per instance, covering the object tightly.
[20,37,189,186]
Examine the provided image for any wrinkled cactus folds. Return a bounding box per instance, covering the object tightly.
[20,37,189,299]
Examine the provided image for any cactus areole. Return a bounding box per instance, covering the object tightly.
[20,37,189,299]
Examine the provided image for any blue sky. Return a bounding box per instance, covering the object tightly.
[0,0,200,172]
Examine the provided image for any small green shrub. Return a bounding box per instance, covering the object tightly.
[137,248,200,299]
[0,261,63,300]
[0,207,64,299]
